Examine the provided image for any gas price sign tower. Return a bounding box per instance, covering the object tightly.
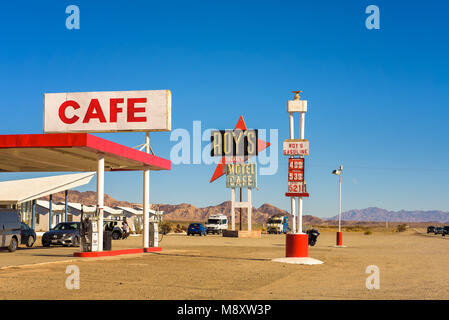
[279,91,321,264]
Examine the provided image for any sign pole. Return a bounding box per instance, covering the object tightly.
[298,197,302,234]
[239,188,242,231]
[143,132,150,248]
[336,171,343,246]
[338,174,342,233]
[248,188,252,231]
[97,155,104,252]
[289,112,297,233]
[231,188,236,230]
[332,165,343,246]
[298,109,306,234]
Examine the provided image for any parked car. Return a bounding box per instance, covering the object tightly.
[42,222,80,247]
[20,222,36,247]
[187,223,207,236]
[442,226,449,237]
[0,209,21,252]
[434,227,444,235]
[427,226,435,234]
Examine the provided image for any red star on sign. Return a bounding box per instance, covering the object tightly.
[209,115,271,183]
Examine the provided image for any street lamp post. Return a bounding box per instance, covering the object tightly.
[332,165,343,246]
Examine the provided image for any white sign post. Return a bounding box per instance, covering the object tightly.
[44,90,171,133]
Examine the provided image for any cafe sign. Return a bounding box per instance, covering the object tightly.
[44,90,172,133]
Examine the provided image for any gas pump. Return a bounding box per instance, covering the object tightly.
[149,218,158,247]
[80,206,100,252]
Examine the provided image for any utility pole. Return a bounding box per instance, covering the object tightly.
[339,173,342,232]
[332,165,343,246]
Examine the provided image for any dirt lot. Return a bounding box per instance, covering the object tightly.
[0,229,448,300]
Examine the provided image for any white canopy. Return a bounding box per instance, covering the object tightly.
[103,206,123,215]
[118,206,164,216]
[36,200,66,213]
[0,172,95,205]
[117,206,143,216]
[58,202,97,215]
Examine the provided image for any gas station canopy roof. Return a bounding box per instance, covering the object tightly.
[0,172,95,205]
[0,133,171,172]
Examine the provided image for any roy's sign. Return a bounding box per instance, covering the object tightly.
[283,139,309,156]
[44,90,172,133]
[210,129,258,157]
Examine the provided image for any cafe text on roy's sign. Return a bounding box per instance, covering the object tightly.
[226,163,257,189]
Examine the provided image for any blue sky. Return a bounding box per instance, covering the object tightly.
[0,0,448,217]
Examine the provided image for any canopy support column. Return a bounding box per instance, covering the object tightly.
[97,155,104,252]
[143,132,150,248]
[49,194,53,230]
[65,190,68,222]
[31,200,36,230]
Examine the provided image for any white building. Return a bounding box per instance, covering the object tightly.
[0,172,95,231]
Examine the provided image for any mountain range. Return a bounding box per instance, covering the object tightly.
[43,191,449,223]
[43,191,322,225]
[330,207,449,223]
[156,201,323,225]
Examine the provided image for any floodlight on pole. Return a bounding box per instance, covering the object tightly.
[332,165,343,246]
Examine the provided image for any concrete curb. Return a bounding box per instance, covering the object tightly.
[271,257,323,265]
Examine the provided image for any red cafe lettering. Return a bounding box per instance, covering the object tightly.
[59,98,148,124]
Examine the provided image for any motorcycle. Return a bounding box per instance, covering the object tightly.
[121,230,130,240]
[306,229,320,246]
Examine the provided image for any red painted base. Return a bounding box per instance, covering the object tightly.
[285,192,310,197]
[144,247,162,253]
[73,247,162,257]
[286,234,308,258]
[336,232,343,246]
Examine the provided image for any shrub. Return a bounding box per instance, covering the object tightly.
[396,224,408,232]
[174,224,185,233]
[133,219,143,234]
[346,225,363,232]
[364,230,372,235]
[160,221,173,235]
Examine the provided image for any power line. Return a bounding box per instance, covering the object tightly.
[308,164,449,172]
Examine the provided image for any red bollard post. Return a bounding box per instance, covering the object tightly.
[336,231,343,246]
[286,234,308,257]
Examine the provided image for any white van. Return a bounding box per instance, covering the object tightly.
[205,214,228,234]
[0,209,22,252]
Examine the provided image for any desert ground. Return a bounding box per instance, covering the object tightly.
[0,229,448,300]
